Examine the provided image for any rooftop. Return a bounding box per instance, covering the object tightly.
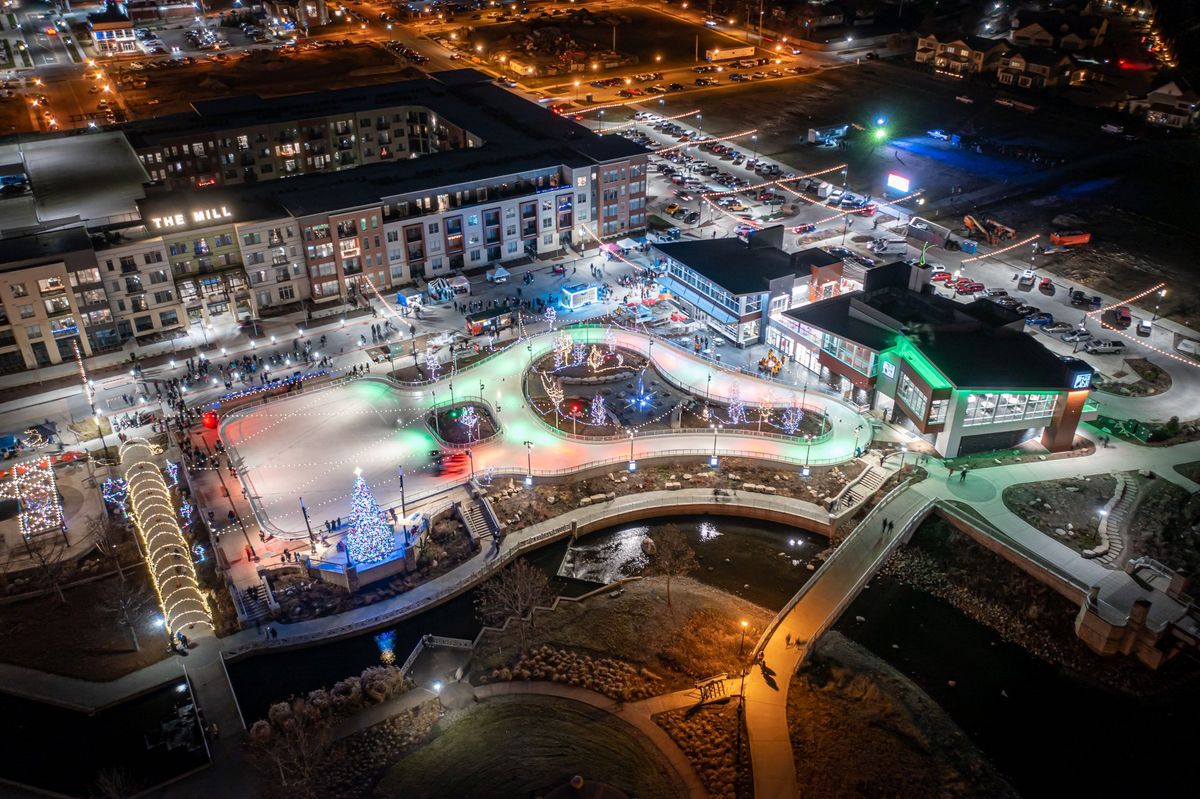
[654,238,812,295]
[0,227,94,269]
[784,283,1080,390]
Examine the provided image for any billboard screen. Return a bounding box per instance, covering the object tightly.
[886,173,911,192]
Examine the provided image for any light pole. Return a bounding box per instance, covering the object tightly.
[628,429,637,472]
[466,448,475,481]
[397,464,406,517]
[738,619,749,654]
[802,433,813,478]
[431,388,440,436]
[523,440,533,486]
[1152,288,1166,322]
[706,373,712,402]
[751,133,758,161]
[853,423,863,456]
[299,496,315,550]
[710,423,721,467]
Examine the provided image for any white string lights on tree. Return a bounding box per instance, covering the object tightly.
[586,345,606,374]
[424,345,441,381]
[726,385,748,426]
[588,394,608,426]
[781,403,806,435]
[541,372,565,409]
[553,331,573,369]
[544,305,557,331]
[0,458,64,540]
[120,438,212,636]
[571,341,586,367]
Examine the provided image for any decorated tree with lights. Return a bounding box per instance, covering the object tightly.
[586,345,605,374]
[588,394,608,426]
[553,331,573,369]
[346,470,395,565]
[726,386,747,426]
[605,327,617,354]
[544,305,557,331]
[423,346,441,381]
[571,341,587,367]
[781,403,805,436]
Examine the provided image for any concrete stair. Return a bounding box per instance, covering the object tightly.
[1098,475,1136,566]
[461,500,495,543]
[241,584,271,624]
[834,466,884,513]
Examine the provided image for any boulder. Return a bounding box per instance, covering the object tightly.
[547,495,558,505]
[665,481,682,490]
[580,497,592,507]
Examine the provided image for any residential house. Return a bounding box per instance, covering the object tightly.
[1010,11,1107,51]
[1126,80,1200,128]
[915,32,1009,75]
[997,48,1079,90]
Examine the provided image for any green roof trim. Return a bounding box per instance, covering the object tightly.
[883,335,953,390]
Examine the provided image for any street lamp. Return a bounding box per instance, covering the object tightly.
[1152,288,1166,322]
[397,464,406,517]
[751,133,758,161]
[853,423,864,456]
[710,423,721,467]
[299,496,315,549]
[802,433,813,478]
[738,619,749,654]
[466,448,475,481]
[523,440,534,486]
[628,429,637,472]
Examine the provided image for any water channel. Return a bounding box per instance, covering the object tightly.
[103,516,1199,796]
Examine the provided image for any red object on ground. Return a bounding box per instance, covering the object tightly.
[202,411,219,429]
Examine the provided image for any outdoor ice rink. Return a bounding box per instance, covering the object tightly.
[222,328,874,538]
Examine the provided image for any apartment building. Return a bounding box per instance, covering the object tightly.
[915,33,1009,76]
[0,71,648,372]
[0,229,117,373]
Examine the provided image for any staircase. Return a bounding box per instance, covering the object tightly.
[460,500,495,544]
[241,583,271,625]
[833,466,885,513]
[1097,475,1137,566]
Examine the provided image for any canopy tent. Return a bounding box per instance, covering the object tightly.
[448,275,471,294]
[485,265,511,282]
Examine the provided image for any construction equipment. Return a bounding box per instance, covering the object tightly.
[1049,230,1091,248]
[963,215,1017,246]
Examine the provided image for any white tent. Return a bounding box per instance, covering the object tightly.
[486,265,511,282]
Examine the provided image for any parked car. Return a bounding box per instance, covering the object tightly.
[1061,329,1093,343]
[1025,312,1054,326]
[1043,322,1075,334]
[1084,339,1126,354]
[664,203,681,215]
[1112,306,1132,328]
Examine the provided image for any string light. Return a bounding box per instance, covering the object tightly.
[654,127,758,157]
[217,370,330,404]
[0,458,64,540]
[120,438,212,636]
[1085,282,1166,319]
[604,108,701,133]
[960,234,1041,264]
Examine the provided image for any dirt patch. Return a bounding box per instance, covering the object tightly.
[488,457,864,528]
[471,577,774,694]
[372,695,686,799]
[0,571,170,681]
[428,403,499,445]
[1001,474,1115,553]
[1094,357,1172,397]
[1174,460,1200,484]
[1125,477,1200,576]
[790,631,1017,798]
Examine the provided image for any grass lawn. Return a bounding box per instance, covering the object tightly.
[0,571,171,681]
[373,695,685,799]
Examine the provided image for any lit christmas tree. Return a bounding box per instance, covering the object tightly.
[544,305,557,331]
[571,341,587,367]
[346,469,395,565]
[553,331,573,369]
[587,345,605,373]
[605,328,617,354]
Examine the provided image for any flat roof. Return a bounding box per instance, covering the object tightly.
[655,238,810,295]
[0,132,148,236]
[785,285,1081,390]
[125,71,647,221]
[0,227,94,269]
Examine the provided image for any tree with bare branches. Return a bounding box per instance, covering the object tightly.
[87,515,127,583]
[100,577,154,652]
[475,559,554,652]
[24,534,72,604]
[90,767,141,799]
[644,524,698,608]
[247,696,336,799]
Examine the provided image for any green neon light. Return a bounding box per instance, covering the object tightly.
[883,336,952,390]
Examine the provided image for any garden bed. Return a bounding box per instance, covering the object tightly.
[1001,474,1115,553]
[487,457,864,529]
[471,577,774,695]
[1094,357,1172,397]
[428,402,499,446]
[1124,476,1200,576]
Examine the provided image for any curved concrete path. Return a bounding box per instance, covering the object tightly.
[222,326,872,537]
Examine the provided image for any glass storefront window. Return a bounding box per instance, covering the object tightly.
[897,373,928,419]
